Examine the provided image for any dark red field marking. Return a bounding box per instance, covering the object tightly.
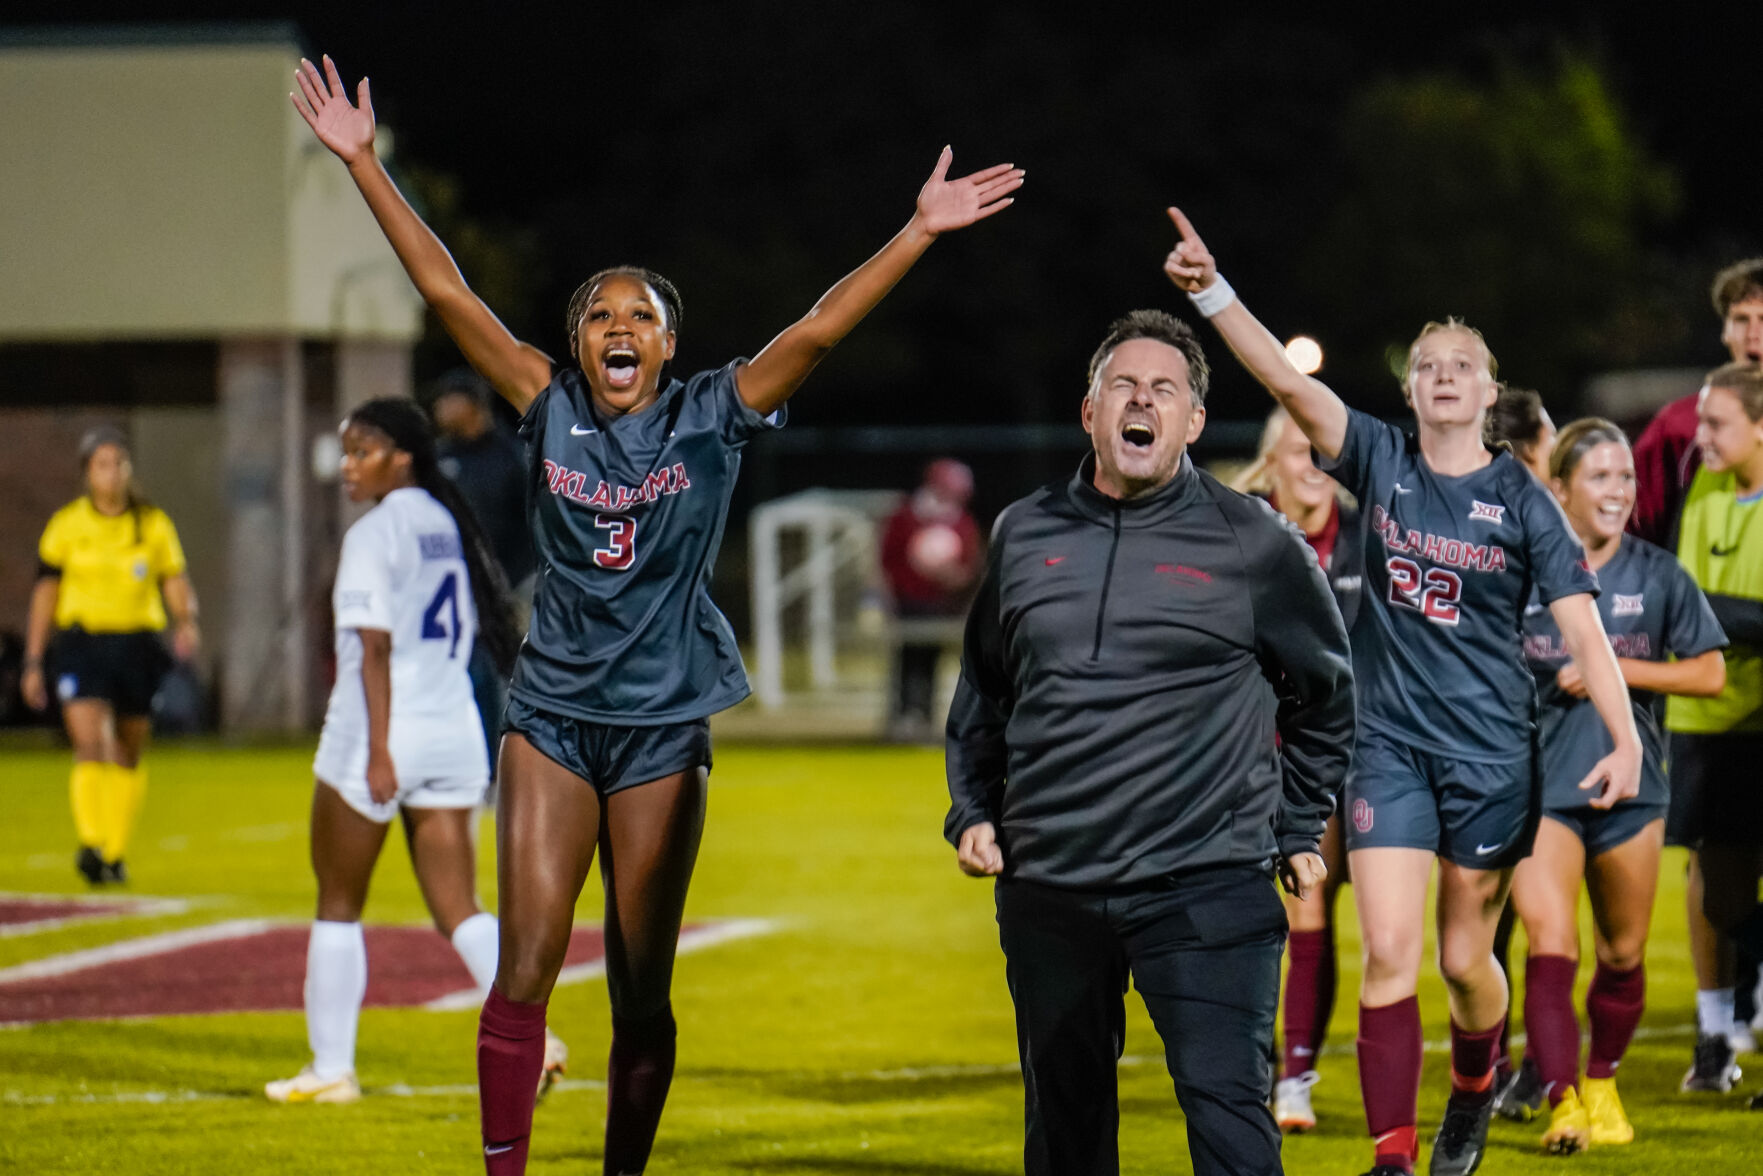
[0,893,188,937]
[0,918,770,1025]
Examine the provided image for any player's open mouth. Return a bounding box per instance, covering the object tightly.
[1121,421,1155,449]
[603,346,640,390]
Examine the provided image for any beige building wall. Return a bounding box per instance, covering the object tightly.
[0,35,421,342]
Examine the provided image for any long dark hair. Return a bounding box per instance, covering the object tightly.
[345,398,522,675]
[79,425,148,543]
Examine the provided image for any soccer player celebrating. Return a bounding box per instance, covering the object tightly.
[22,427,200,885]
[1667,362,1763,1095]
[1165,208,1641,1176]
[1511,419,1725,1151]
[292,54,1020,1173]
[267,398,523,1105]
[1234,406,1364,1132]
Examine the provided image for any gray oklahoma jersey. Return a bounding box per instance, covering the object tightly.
[1522,537,1725,808]
[1322,407,1598,763]
[512,361,782,723]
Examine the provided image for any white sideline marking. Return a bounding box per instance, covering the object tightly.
[0,920,276,985]
[0,1024,1708,1108]
[224,823,299,843]
[0,894,192,939]
[422,917,780,1011]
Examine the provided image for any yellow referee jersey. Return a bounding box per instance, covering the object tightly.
[1668,467,1763,734]
[37,497,187,633]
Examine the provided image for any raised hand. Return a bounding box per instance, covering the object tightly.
[914,148,1024,236]
[291,55,376,166]
[1163,207,1218,293]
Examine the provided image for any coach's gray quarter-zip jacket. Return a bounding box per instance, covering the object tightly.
[945,454,1356,890]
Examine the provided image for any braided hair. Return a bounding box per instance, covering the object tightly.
[345,398,522,676]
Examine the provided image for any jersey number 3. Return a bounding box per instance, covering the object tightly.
[1386,556,1461,626]
[594,513,636,571]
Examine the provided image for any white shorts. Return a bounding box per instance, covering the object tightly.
[313,727,489,824]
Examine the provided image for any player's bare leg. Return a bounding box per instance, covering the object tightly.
[480,734,603,1172]
[1580,818,1664,1142]
[1510,820,1590,1152]
[404,805,502,1006]
[599,766,708,1176]
[1429,860,1513,1174]
[1351,846,1431,1173]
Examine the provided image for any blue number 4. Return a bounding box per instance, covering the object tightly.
[421,572,463,658]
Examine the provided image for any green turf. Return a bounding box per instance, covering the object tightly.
[0,739,1755,1173]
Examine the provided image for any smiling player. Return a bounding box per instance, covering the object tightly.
[292,53,1021,1174]
[1166,208,1640,1176]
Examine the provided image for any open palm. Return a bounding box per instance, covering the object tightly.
[915,147,1024,236]
[291,54,376,165]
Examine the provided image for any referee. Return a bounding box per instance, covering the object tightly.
[22,427,199,884]
[946,311,1355,1176]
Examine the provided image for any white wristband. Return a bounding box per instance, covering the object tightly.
[1187,274,1237,318]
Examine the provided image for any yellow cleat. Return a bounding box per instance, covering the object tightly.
[1540,1086,1592,1156]
[265,1064,361,1104]
[1581,1077,1633,1145]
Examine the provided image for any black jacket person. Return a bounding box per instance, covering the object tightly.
[944,310,1353,1176]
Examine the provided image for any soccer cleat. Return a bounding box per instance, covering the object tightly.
[1539,1086,1591,1155]
[1429,1092,1494,1176]
[265,1064,361,1104]
[75,846,104,885]
[1731,1025,1759,1056]
[101,858,127,885]
[1581,1077,1632,1145]
[1273,1070,1320,1133]
[536,1028,568,1103]
[1681,1033,1740,1093]
[1493,1055,1545,1122]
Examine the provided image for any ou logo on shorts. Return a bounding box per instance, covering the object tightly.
[1352,798,1374,833]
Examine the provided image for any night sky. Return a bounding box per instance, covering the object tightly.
[10,3,1763,437]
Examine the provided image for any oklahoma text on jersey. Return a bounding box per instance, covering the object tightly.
[540,459,693,511]
[1369,504,1509,573]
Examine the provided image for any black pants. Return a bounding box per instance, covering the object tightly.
[996,867,1286,1176]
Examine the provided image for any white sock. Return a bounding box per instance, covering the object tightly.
[1697,987,1736,1038]
[450,911,500,995]
[305,920,367,1079]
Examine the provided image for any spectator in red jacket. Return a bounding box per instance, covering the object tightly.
[880,458,982,737]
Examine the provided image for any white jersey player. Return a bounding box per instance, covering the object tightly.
[267,399,564,1105]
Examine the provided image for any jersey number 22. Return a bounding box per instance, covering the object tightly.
[1386,556,1461,626]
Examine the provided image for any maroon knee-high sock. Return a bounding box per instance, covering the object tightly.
[603,1005,677,1176]
[478,989,549,1175]
[1359,996,1422,1173]
[1449,1016,1505,1107]
[1585,963,1645,1080]
[1522,955,1581,1104]
[1283,929,1336,1078]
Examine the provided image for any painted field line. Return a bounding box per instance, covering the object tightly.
[422,917,781,1011]
[0,919,276,986]
[0,895,193,939]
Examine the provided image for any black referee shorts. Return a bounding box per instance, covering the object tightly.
[50,628,172,718]
[1666,732,1763,849]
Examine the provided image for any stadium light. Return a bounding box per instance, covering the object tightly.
[1285,335,1324,375]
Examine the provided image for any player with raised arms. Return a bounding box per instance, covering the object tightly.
[266,398,523,1105]
[292,54,1021,1174]
[1507,418,1725,1152]
[1164,208,1641,1176]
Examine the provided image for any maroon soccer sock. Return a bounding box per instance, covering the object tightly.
[1448,1015,1505,1107]
[1585,962,1645,1080]
[478,988,549,1175]
[1283,929,1336,1078]
[603,1005,678,1176]
[1359,996,1422,1172]
[1521,955,1581,1105]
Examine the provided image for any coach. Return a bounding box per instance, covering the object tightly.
[945,310,1355,1176]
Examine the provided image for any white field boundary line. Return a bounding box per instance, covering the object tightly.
[0,1023,1705,1108]
[423,917,781,1010]
[0,894,193,939]
[0,919,277,986]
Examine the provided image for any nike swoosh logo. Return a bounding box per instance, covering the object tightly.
[1475,842,1505,855]
[570,424,597,436]
[485,1145,515,1156]
[1045,557,1065,566]
[1392,482,1413,494]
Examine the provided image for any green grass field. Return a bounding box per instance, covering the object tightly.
[1,738,1757,1174]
